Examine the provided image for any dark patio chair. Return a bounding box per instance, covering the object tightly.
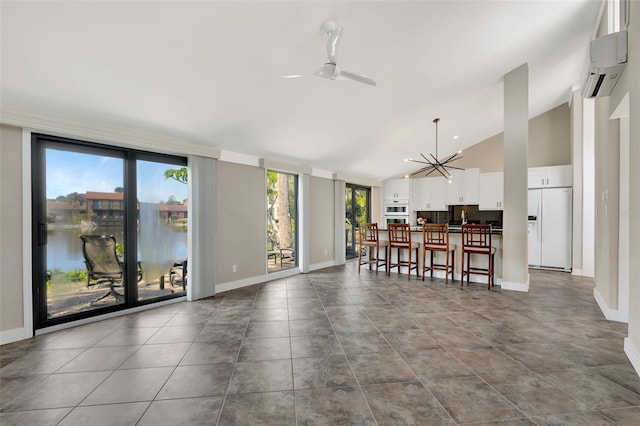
[79,235,142,304]
[170,259,187,290]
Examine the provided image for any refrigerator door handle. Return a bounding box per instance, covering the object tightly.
[537,204,541,242]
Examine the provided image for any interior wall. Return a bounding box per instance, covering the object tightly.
[454,103,571,172]
[0,124,24,334]
[214,161,267,284]
[571,91,584,275]
[309,176,335,265]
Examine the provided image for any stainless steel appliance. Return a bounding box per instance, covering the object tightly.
[385,216,409,226]
[384,199,409,216]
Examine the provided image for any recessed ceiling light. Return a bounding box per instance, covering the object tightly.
[453,135,459,140]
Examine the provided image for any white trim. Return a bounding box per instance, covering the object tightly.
[215,269,299,294]
[593,287,626,323]
[35,297,186,336]
[334,173,381,188]
[311,168,335,180]
[0,328,32,345]
[624,338,640,378]
[572,268,584,276]
[218,150,261,167]
[1,106,220,159]
[299,174,310,273]
[259,158,312,175]
[21,130,34,341]
[309,260,337,271]
[500,274,530,292]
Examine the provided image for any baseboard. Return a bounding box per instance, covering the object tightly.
[624,338,640,378]
[572,268,583,276]
[501,278,529,292]
[309,260,336,272]
[0,327,32,345]
[215,268,300,294]
[593,288,626,322]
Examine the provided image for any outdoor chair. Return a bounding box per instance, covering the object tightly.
[79,234,142,304]
[170,259,187,290]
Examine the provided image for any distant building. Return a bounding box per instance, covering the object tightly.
[46,200,86,223]
[157,204,188,221]
[85,191,125,225]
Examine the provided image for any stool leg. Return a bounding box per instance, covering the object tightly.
[460,249,465,287]
[444,249,449,284]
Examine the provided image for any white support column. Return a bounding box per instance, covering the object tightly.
[334,180,346,265]
[571,89,584,276]
[582,98,596,277]
[188,155,216,300]
[502,63,529,292]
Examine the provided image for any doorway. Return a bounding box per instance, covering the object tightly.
[345,184,371,259]
[31,134,188,329]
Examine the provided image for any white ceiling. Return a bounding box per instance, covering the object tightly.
[1,1,601,181]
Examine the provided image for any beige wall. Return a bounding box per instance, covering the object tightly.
[309,176,335,265]
[0,124,24,333]
[454,104,571,172]
[214,161,267,284]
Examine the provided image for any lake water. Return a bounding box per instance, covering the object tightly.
[47,224,188,280]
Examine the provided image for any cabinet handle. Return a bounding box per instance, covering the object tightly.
[546,178,549,185]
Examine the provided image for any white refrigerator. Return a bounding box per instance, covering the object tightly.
[527,187,572,271]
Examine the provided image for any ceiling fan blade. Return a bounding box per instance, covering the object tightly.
[280,74,305,79]
[338,70,377,86]
[314,63,337,79]
[327,26,343,63]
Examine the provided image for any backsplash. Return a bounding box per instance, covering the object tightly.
[416,205,503,228]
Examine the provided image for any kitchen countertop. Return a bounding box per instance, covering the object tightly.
[381,226,503,235]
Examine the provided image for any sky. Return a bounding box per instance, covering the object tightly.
[46,148,188,203]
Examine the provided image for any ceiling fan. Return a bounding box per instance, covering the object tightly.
[281,20,377,87]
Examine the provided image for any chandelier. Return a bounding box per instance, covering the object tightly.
[404,118,464,182]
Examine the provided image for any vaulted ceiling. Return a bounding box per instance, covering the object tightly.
[1,1,601,181]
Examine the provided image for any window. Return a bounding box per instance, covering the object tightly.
[266,170,298,272]
[345,184,371,259]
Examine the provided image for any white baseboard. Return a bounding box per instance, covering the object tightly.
[309,260,336,271]
[593,288,627,323]
[501,278,529,292]
[0,327,32,345]
[624,337,640,378]
[215,268,300,294]
[572,268,583,276]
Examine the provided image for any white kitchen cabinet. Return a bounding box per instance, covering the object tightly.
[411,177,446,211]
[479,172,504,210]
[446,168,480,205]
[384,178,410,200]
[528,165,572,188]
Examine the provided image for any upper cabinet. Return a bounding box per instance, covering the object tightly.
[446,168,480,205]
[479,172,504,210]
[383,178,410,200]
[528,165,572,188]
[411,177,446,211]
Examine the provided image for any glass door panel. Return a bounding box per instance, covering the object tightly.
[136,160,188,301]
[43,147,126,319]
[266,170,298,272]
[345,184,370,260]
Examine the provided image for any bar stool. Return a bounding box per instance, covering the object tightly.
[358,223,388,274]
[387,223,420,279]
[422,224,456,284]
[461,224,496,290]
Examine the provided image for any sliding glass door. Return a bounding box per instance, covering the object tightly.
[266,170,298,272]
[32,134,187,329]
[345,184,370,259]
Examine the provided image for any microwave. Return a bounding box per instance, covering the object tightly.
[384,200,409,215]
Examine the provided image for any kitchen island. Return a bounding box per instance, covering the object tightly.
[376,227,503,285]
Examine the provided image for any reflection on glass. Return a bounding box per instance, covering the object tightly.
[267,170,297,272]
[136,160,188,300]
[345,185,370,259]
[45,148,125,317]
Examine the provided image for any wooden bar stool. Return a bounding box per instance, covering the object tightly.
[358,223,388,274]
[387,223,420,279]
[461,224,496,290]
[422,224,456,284]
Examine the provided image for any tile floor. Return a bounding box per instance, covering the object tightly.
[1,265,640,425]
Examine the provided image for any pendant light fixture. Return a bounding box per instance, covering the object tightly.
[404,118,464,182]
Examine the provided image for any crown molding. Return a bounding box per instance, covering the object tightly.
[0,106,220,159]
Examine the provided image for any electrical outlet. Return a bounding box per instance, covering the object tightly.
[232,264,237,273]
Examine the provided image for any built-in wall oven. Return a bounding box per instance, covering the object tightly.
[384,199,409,216]
[385,216,409,225]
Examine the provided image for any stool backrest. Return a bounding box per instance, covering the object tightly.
[423,223,449,248]
[360,223,381,243]
[388,223,412,246]
[461,224,492,249]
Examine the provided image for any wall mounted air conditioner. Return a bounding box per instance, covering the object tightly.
[582,30,628,98]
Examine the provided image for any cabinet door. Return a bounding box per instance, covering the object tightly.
[384,178,410,199]
[446,170,464,205]
[462,168,480,204]
[411,178,429,210]
[545,165,572,187]
[479,173,500,210]
[528,167,545,188]
[428,178,447,211]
